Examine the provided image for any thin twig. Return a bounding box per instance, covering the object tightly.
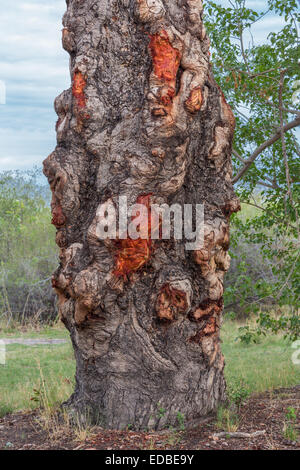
[242,201,297,230]
[232,149,246,164]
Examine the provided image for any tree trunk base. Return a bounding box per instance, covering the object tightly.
[61,315,226,431]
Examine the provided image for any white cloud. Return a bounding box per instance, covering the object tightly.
[247,15,286,45]
[0,0,68,171]
[0,126,55,170]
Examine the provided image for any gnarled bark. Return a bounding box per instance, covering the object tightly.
[43,0,240,430]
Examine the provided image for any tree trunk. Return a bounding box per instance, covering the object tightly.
[43,0,240,430]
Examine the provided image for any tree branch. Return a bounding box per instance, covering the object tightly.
[232,148,246,163]
[265,99,300,116]
[232,116,300,183]
[257,180,277,189]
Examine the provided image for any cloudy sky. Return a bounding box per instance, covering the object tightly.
[0,0,69,171]
[0,0,287,172]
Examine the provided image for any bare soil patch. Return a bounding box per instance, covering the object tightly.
[0,385,299,450]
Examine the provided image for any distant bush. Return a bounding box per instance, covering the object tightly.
[224,202,299,340]
[0,169,58,324]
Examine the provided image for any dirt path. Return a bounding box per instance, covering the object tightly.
[0,386,299,450]
[0,339,67,345]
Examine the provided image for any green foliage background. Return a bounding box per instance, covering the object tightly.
[0,170,58,324]
[205,0,300,340]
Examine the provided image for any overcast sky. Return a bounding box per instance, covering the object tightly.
[0,0,287,172]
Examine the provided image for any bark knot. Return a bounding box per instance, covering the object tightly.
[156,283,189,321]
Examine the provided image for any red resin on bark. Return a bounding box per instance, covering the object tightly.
[113,194,153,278]
[149,30,181,104]
[72,71,87,108]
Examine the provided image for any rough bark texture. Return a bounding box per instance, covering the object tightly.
[43,0,240,430]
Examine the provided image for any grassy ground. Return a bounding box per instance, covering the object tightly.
[0,323,74,417]
[0,321,67,339]
[222,320,300,396]
[0,320,299,418]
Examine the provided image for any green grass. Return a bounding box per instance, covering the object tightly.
[0,321,67,339]
[0,326,74,417]
[222,320,300,394]
[0,320,299,418]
